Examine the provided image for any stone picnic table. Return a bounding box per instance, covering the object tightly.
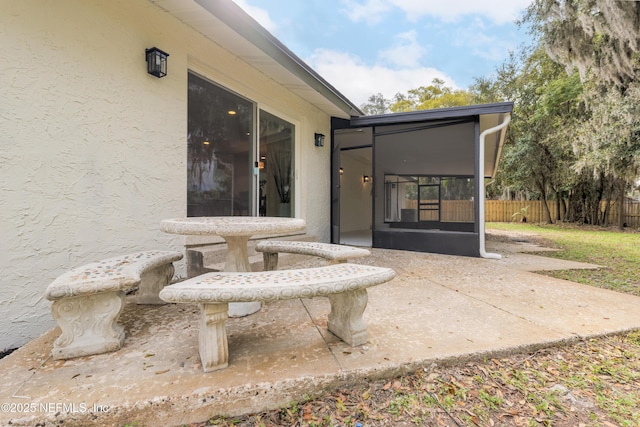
[160,216,306,316]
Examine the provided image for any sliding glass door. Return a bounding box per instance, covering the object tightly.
[187,72,294,217]
[259,110,294,217]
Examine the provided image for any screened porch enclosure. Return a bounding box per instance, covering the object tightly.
[332,103,513,257]
[377,120,476,232]
[372,118,480,256]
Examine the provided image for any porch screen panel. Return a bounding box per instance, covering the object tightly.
[440,177,475,222]
[374,121,475,229]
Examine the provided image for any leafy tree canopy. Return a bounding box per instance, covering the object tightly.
[360,93,390,115]
[359,79,474,115]
[523,0,640,87]
[389,78,473,112]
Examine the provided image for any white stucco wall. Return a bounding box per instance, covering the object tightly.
[0,0,333,351]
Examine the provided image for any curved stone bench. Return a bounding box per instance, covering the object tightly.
[159,263,396,372]
[255,240,371,271]
[45,250,183,360]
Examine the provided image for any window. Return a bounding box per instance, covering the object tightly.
[384,175,474,225]
[187,72,294,217]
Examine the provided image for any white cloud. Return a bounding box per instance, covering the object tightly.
[451,18,521,61]
[340,0,392,25]
[343,0,531,24]
[305,48,455,107]
[398,0,532,24]
[378,30,429,68]
[231,0,278,32]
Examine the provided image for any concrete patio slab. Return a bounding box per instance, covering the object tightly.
[2,243,639,427]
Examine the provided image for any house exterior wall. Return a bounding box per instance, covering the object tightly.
[0,0,332,351]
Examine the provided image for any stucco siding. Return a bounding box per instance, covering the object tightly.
[0,0,332,351]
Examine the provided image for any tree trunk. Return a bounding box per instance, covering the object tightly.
[594,172,606,225]
[554,190,564,222]
[542,198,553,224]
[602,202,611,225]
[560,194,567,222]
[618,179,626,230]
[565,191,575,222]
[535,178,553,224]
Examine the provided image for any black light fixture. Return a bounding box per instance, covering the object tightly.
[314,133,325,147]
[363,175,370,183]
[145,47,169,78]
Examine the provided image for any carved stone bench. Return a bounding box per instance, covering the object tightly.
[159,263,396,372]
[255,240,371,271]
[44,250,183,360]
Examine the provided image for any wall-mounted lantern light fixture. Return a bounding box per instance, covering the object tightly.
[314,133,325,147]
[145,47,169,78]
[363,175,370,183]
[339,167,344,175]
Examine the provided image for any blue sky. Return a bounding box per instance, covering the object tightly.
[232,0,534,107]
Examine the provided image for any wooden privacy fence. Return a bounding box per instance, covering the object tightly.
[621,199,640,227]
[486,200,640,226]
[407,199,640,226]
[485,200,553,223]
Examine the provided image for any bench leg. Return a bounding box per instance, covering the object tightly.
[262,253,279,271]
[327,289,368,346]
[50,291,126,360]
[186,249,205,278]
[199,303,229,372]
[135,263,175,305]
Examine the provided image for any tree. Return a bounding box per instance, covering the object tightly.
[487,46,584,223]
[469,76,506,104]
[360,93,390,115]
[573,83,640,224]
[524,0,640,87]
[524,0,640,227]
[389,78,473,112]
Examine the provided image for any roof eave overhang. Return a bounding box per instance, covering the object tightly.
[348,102,514,178]
[150,0,362,118]
[350,102,513,127]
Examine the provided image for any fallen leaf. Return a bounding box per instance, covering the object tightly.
[302,405,313,421]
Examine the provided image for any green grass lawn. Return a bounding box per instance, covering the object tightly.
[487,222,640,296]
